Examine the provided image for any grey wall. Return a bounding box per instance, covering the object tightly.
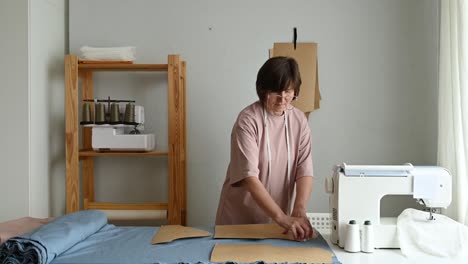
[0,0,66,221]
[0,0,30,221]
[68,0,439,226]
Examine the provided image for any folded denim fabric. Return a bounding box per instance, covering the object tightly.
[0,210,107,264]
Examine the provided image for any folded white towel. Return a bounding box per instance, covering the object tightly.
[397,208,468,262]
[80,46,136,61]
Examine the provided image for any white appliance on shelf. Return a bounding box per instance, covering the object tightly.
[90,105,155,152]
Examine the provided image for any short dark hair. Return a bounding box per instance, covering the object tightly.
[256,56,302,103]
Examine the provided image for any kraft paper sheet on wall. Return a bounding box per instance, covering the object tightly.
[270,42,321,118]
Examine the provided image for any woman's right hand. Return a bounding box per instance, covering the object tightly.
[275,215,313,241]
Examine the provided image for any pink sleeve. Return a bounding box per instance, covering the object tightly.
[228,117,260,185]
[295,117,313,179]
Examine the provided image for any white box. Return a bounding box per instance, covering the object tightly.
[92,127,155,151]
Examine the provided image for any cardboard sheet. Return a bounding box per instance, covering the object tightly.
[271,42,321,116]
[210,244,333,263]
[151,225,212,244]
[214,223,290,240]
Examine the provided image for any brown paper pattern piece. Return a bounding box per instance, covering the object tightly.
[210,244,333,263]
[214,223,290,240]
[151,225,212,244]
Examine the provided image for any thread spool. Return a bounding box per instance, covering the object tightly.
[124,103,136,125]
[344,220,360,253]
[80,103,93,125]
[95,103,107,124]
[361,220,375,253]
[109,103,121,124]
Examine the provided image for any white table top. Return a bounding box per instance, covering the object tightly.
[322,234,465,264]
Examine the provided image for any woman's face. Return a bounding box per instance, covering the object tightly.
[266,88,295,115]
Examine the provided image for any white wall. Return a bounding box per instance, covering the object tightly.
[0,0,30,220]
[30,0,66,218]
[0,0,66,221]
[68,0,440,226]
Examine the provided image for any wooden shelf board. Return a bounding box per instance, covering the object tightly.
[78,63,168,71]
[86,202,168,211]
[79,149,169,157]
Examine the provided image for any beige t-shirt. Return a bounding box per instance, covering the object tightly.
[216,101,313,225]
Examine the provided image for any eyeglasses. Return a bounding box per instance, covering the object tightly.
[268,91,298,102]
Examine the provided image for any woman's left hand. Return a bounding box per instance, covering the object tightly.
[290,208,314,240]
[291,208,307,218]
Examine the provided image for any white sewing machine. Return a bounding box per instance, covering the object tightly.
[325,163,451,249]
[91,105,155,152]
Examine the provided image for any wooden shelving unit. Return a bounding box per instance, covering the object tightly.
[65,54,187,225]
[78,150,169,158]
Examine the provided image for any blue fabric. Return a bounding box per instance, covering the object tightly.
[0,210,107,264]
[0,211,341,264]
[51,226,341,264]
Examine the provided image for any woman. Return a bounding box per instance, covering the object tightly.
[216,56,314,241]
